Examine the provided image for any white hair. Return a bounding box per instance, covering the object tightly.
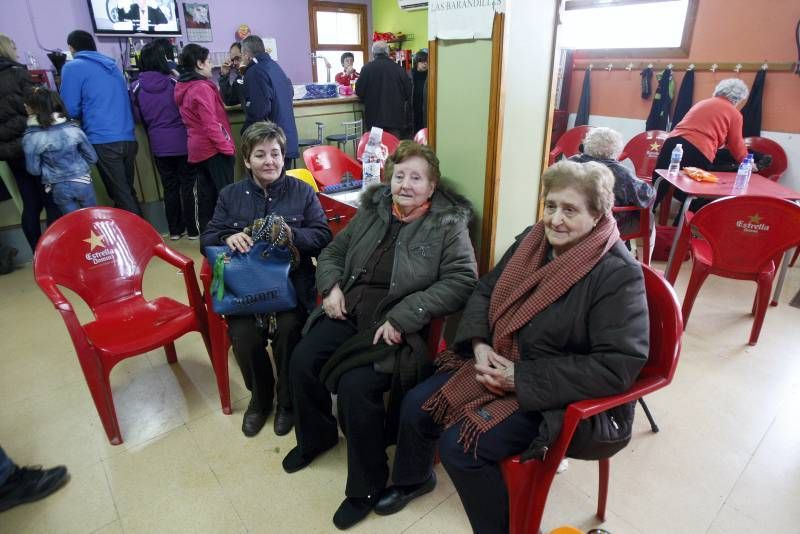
[582,127,624,160]
[713,78,749,105]
[372,41,389,57]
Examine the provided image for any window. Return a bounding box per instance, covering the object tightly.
[558,0,698,57]
[309,2,369,83]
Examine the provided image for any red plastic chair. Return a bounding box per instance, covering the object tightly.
[356,130,401,161]
[303,145,363,189]
[548,125,592,165]
[744,136,788,182]
[33,208,228,445]
[413,127,429,145]
[500,264,683,534]
[618,130,667,181]
[613,204,653,266]
[667,196,800,345]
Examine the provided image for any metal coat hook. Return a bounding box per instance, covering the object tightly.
[625,63,634,71]
[667,63,673,70]
[687,63,695,71]
[588,63,593,71]
[710,63,718,72]
[647,63,653,69]
[761,62,768,70]
[734,63,742,73]
[606,63,613,72]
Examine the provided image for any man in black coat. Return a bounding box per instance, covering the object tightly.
[356,41,412,139]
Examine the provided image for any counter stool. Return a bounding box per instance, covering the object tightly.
[326,119,362,156]
[298,121,325,149]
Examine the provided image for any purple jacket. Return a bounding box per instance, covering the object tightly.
[130,71,188,157]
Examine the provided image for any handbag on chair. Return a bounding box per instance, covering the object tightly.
[204,215,298,316]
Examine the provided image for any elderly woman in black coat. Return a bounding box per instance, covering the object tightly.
[375,160,650,534]
[201,121,332,438]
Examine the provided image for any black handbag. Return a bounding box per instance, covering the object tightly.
[204,215,297,316]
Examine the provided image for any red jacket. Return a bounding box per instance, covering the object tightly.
[174,76,234,163]
[668,96,747,163]
[335,70,359,86]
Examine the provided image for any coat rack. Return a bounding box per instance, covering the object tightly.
[572,60,795,73]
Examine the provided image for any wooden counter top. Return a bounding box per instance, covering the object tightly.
[224,95,360,112]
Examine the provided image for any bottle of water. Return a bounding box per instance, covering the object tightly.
[667,143,683,178]
[746,153,754,180]
[361,127,384,188]
[732,157,751,193]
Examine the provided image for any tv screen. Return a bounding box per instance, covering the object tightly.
[87,1,182,36]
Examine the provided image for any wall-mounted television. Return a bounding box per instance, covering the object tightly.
[87,1,182,36]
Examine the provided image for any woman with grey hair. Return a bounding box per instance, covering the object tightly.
[570,127,655,251]
[653,78,752,213]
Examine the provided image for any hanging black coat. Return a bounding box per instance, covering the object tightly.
[575,67,591,126]
[741,69,766,137]
[645,68,673,131]
[671,69,695,127]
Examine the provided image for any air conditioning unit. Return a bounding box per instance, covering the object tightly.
[398,0,428,11]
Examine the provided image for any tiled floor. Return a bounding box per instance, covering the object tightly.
[1,238,799,534]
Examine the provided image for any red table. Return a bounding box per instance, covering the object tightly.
[654,169,800,302]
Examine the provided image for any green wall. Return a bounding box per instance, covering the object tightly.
[371,0,429,53]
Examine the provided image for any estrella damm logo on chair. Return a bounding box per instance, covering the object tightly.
[735,213,770,234]
[83,230,115,265]
[647,142,661,157]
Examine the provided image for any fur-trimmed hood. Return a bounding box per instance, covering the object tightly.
[358,183,473,226]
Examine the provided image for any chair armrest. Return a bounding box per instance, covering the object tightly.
[37,276,95,353]
[548,147,563,165]
[564,377,668,421]
[37,276,74,312]
[153,243,193,270]
[154,244,204,312]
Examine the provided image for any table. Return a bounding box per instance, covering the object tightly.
[654,169,800,303]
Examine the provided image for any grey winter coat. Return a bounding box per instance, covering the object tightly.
[310,184,478,335]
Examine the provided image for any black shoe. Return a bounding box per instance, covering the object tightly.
[273,406,293,436]
[332,494,377,530]
[0,465,70,513]
[374,472,437,516]
[242,400,270,437]
[282,439,337,474]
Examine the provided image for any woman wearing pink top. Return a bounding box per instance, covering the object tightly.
[653,78,750,213]
[175,44,235,232]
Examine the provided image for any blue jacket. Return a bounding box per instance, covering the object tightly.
[241,53,299,158]
[23,116,98,186]
[200,173,332,311]
[60,51,136,144]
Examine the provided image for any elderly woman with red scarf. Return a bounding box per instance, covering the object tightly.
[375,160,650,534]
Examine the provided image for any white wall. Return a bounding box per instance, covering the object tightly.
[492,0,559,263]
[569,113,800,192]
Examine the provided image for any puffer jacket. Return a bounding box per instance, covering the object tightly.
[130,71,187,157]
[174,72,234,163]
[200,172,332,311]
[311,184,478,335]
[0,57,33,160]
[453,228,650,459]
[23,115,97,185]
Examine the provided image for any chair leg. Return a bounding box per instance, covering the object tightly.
[209,313,232,415]
[749,274,775,346]
[596,458,610,521]
[790,246,799,267]
[164,342,177,364]
[681,263,710,327]
[638,398,659,433]
[77,353,123,445]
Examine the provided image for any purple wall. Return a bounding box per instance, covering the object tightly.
[1,0,371,84]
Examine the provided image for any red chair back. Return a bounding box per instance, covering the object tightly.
[34,207,160,313]
[413,127,429,145]
[639,264,683,384]
[679,196,800,276]
[356,130,401,161]
[619,130,667,180]
[303,145,363,188]
[745,136,788,182]
[548,125,592,165]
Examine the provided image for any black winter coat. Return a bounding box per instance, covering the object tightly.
[355,55,412,133]
[200,173,333,311]
[0,57,34,161]
[453,230,649,457]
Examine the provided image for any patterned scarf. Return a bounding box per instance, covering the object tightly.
[422,214,620,453]
[392,200,431,223]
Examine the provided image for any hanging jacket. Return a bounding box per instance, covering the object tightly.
[645,68,673,131]
[130,71,188,157]
[0,56,34,160]
[671,69,695,127]
[640,67,653,99]
[59,51,136,144]
[741,69,766,137]
[574,67,591,126]
[174,72,234,163]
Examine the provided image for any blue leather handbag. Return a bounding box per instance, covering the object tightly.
[205,217,297,315]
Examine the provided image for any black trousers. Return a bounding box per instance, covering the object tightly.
[652,136,712,215]
[195,153,234,232]
[93,141,142,216]
[226,307,307,412]
[290,316,393,498]
[7,157,60,253]
[153,155,198,237]
[391,372,542,534]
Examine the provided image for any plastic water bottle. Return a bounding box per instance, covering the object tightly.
[732,157,751,193]
[667,143,683,178]
[746,153,755,180]
[361,127,384,188]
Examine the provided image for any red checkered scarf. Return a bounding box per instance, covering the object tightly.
[422,214,620,453]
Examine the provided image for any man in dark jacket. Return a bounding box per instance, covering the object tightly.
[356,41,412,139]
[240,35,298,163]
[218,42,244,107]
